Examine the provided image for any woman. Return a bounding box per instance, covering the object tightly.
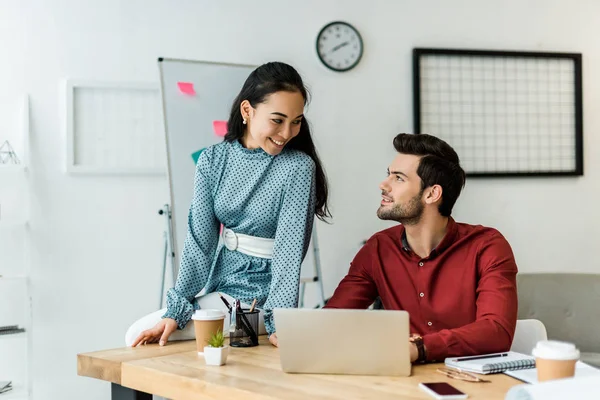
[126,61,329,348]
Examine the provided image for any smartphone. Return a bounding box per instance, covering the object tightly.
[418,382,468,399]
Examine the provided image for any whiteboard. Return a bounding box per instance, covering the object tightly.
[157,58,256,270]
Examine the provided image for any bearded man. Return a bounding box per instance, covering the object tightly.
[325,133,518,364]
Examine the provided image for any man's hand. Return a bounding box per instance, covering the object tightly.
[131,318,178,347]
[269,333,279,347]
[409,340,418,363]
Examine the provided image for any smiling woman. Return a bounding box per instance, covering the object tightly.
[126,62,330,349]
[238,91,305,155]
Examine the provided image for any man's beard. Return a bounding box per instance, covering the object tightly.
[377,190,425,225]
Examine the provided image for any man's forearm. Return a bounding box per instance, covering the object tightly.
[423,319,513,361]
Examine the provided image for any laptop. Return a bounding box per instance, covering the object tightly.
[274,308,411,376]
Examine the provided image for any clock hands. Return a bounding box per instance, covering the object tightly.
[330,41,349,53]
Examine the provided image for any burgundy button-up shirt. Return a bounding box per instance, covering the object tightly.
[325,218,518,361]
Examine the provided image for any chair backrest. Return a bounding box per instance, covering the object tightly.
[511,319,548,355]
[517,273,600,353]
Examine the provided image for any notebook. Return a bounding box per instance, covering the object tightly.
[445,351,535,374]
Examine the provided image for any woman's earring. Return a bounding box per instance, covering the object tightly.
[243,118,247,125]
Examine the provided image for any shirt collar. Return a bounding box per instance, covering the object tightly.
[400,217,458,257]
[231,139,274,160]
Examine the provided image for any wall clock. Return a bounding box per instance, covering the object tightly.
[316,21,363,72]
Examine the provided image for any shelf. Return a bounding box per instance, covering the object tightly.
[0,165,26,173]
[0,384,29,400]
[0,220,28,230]
[0,275,28,282]
[0,331,27,341]
[0,333,27,342]
[0,94,31,400]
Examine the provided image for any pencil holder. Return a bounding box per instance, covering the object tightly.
[229,309,259,347]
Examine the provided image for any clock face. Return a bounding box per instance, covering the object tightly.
[316,21,363,72]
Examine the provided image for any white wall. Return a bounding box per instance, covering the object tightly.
[1,0,599,398]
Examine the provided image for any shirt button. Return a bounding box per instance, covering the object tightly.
[428,321,433,326]
[419,262,424,267]
[419,292,425,298]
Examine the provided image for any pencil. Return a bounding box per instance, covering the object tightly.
[249,299,257,312]
[220,295,257,344]
[455,353,508,362]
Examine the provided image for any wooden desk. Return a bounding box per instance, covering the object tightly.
[78,337,522,400]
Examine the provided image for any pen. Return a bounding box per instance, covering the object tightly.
[218,294,258,344]
[236,299,258,344]
[455,353,509,362]
[218,292,232,312]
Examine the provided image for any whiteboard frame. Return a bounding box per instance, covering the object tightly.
[157,58,257,271]
[65,79,166,175]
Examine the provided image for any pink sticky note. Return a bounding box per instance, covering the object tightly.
[177,82,195,95]
[212,120,228,137]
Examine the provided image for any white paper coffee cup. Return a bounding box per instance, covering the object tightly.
[532,340,579,382]
[192,309,226,354]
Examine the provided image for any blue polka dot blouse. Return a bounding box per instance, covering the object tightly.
[162,139,316,335]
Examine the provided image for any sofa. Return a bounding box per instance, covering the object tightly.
[517,273,600,368]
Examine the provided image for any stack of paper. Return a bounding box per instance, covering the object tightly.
[505,375,600,400]
[505,361,600,383]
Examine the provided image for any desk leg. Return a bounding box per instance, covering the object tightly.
[111,383,152,400]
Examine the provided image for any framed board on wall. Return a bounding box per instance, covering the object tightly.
[413,48,583,177]
[65,80,166,175]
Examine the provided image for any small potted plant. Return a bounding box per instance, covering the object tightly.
[203,330,229,366]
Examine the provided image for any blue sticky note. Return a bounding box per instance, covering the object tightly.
[191,148,206,164]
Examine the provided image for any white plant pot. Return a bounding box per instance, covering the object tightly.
[203,345,229,366]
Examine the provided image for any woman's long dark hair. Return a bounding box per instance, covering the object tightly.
[224,62,330,221]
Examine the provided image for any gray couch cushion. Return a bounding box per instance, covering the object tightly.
[517,273,600,354]
[581,352,600,368]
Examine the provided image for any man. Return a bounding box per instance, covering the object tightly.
[325,133,518,363]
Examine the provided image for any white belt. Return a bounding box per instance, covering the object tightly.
[222,228,274,259]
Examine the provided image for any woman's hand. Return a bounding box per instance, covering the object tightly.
[269,332,279,347]
[131,318,178,347]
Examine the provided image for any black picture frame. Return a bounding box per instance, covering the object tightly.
[413,48,583,177]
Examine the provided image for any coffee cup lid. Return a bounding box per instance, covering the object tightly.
[191,309,226,321]
[532,340,580,360]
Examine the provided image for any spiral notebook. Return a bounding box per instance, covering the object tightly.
[445,351,536,374]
